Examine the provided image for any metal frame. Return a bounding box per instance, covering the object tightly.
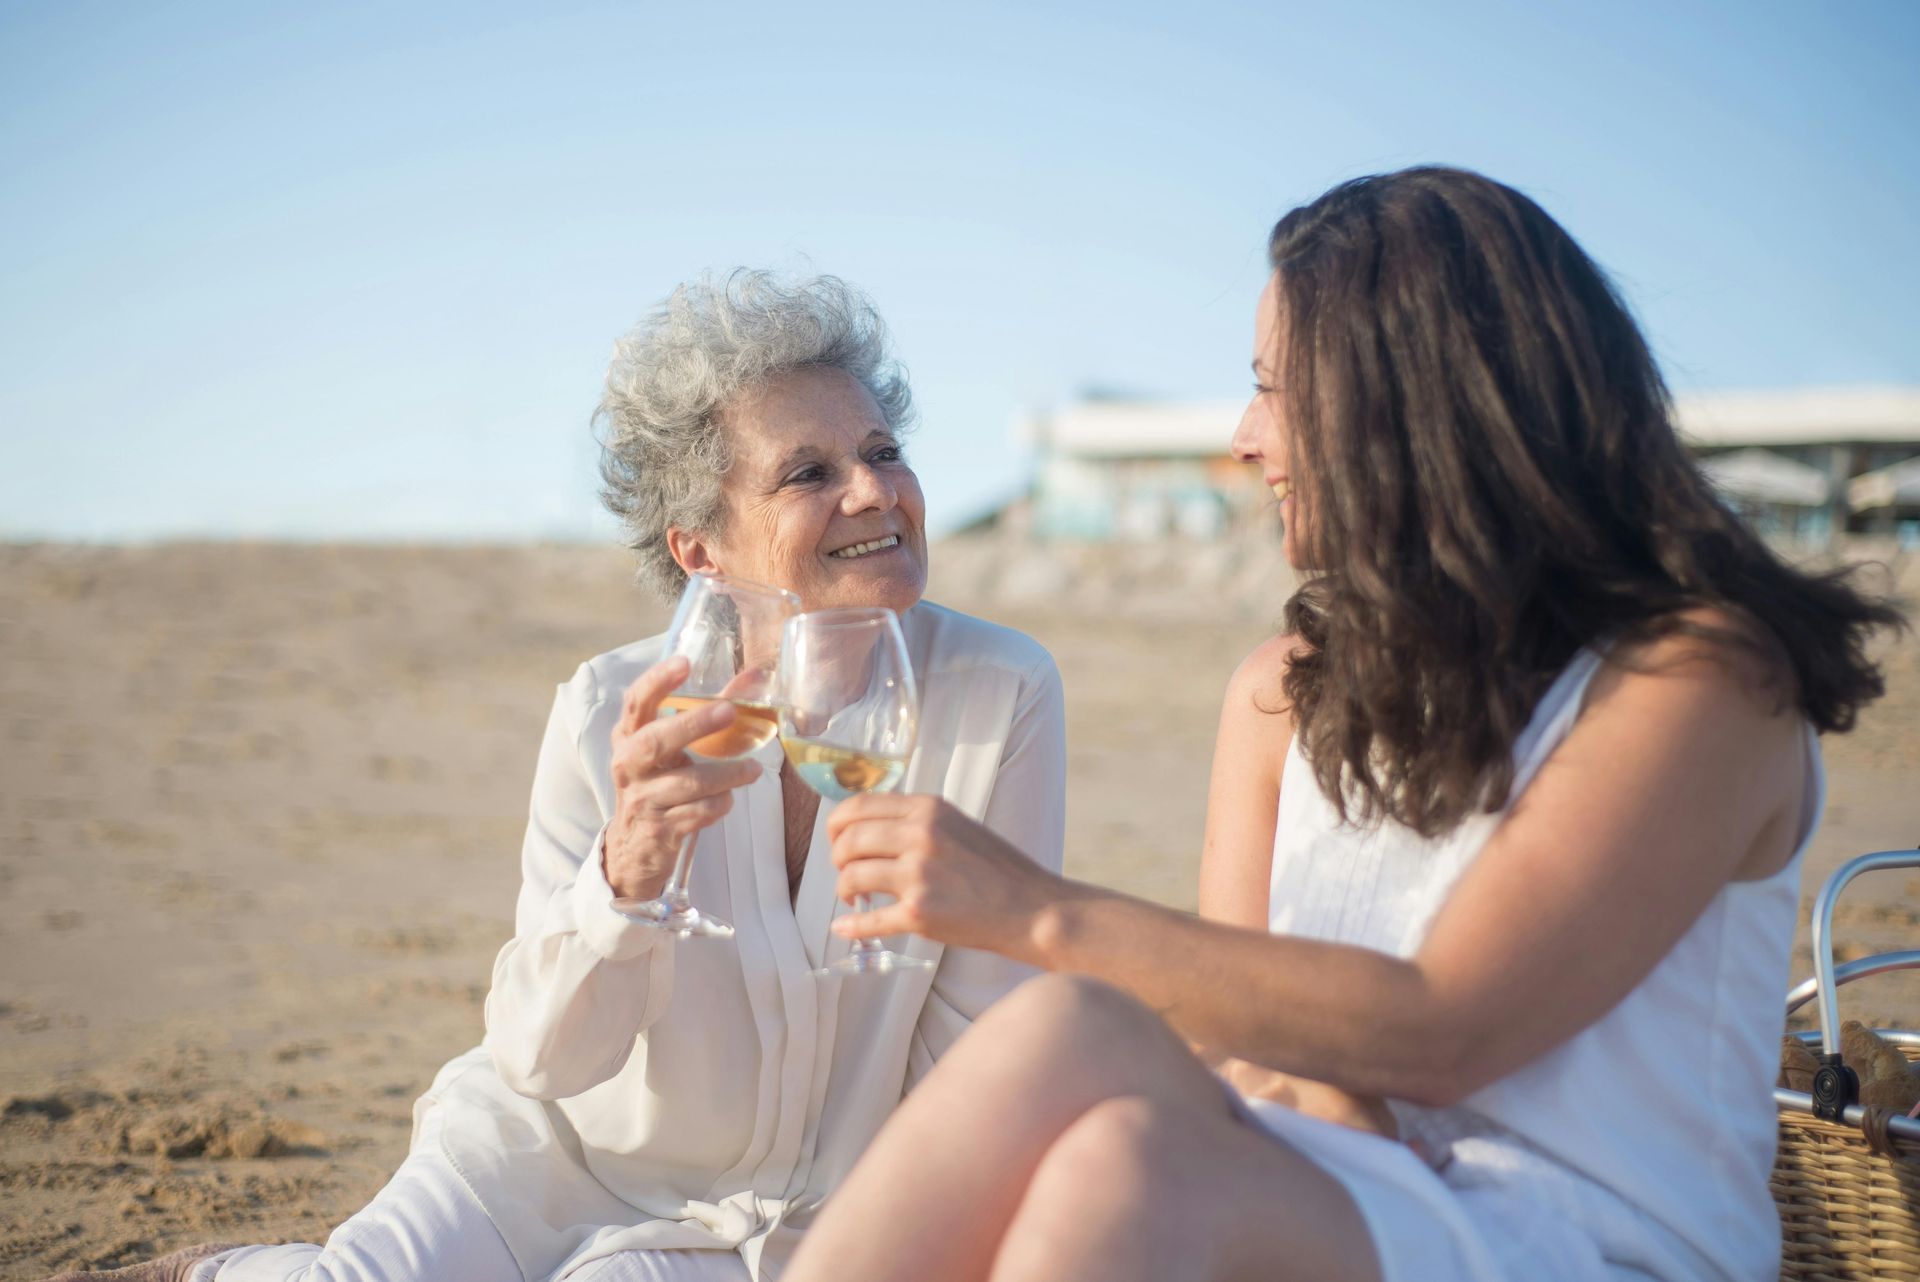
[1777,848,1920,1141]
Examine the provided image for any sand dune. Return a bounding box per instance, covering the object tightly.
[2,541,1916,1277]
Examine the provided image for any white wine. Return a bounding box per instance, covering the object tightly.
[660,695,780,759]
[781,737,908,801]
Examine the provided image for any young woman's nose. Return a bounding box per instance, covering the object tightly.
[1229,401,1264,463]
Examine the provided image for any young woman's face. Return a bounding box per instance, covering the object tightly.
[1229,274,1309,568]
[671,366,929,612]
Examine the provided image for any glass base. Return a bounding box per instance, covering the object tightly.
[813,944,934,978]
[610,895,735,940]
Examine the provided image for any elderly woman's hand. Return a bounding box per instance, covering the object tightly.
[604,656,764,901]
[825,794,1072,956]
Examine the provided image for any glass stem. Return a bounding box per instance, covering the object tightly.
[851,894,883,956]
[660,831,698,907]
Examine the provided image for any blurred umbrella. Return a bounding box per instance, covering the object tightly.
[1847,454,1920,512]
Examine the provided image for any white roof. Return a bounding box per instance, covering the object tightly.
[1677,387,1920,447]
[1698,448,1830,506]
[1020,386,1920,458]
[1019,399,1243,458]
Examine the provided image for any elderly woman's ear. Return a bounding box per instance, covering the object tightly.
[665,527,721,580]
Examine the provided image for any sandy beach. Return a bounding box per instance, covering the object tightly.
[3,540,1917,1278]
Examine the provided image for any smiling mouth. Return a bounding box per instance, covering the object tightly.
[1271,481,1291,502]
[828,535,901,560]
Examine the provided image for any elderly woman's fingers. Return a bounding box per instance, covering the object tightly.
[643,758,762,809]
[612,715,737,792]
[624,698,742,775]
[611,727,760,804]
[661,793,735,840]
[617,656,691,737]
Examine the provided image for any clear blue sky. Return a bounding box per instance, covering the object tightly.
[3,0,1916,541]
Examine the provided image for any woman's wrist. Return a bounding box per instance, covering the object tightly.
[1020,878,1107,969]
[602,826,674,901]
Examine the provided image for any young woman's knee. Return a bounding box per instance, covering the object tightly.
[981,974,1170,1059]
[993,1097,1224,1282]
[1033,1095,1173,1202]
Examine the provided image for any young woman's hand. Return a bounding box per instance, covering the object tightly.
[826,794,1076,956]
[1214,1055,1399,1139]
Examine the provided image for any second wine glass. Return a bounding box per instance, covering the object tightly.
[778,607,932,976]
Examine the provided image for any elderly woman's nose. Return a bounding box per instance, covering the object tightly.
[841,462,897,513]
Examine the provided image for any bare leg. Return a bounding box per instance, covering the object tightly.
[989,1096,1379,1282]
[784,974,1376,1282]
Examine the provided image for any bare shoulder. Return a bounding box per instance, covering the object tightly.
[1225,633,1308,720]
[1215,633,1303,769]
[1579,607,1807,878]
[1590,605,1797,724]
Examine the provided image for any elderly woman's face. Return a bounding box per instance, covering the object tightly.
[677,366,928,612]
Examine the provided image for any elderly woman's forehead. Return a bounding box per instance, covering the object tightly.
[725,370,888,437]
[755,364,880,408]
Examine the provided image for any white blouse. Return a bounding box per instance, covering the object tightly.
[412,601,1066,1282]
[1266,649,1818,1280]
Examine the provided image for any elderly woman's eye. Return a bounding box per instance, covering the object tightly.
[870,445,904,463]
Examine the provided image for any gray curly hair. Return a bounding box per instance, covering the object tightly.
[596,270,916,598]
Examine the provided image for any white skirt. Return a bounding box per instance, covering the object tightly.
[1237,1099,1709,1282]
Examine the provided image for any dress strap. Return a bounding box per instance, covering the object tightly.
[1503,649,1609,803]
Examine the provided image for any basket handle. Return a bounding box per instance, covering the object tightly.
[1804,847,1920,1119]
[1784,950,1920,1017]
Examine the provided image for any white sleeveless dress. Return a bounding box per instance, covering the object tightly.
[1238,649,1819,1282]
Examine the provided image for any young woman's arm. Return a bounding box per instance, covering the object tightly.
[1186,637,1393,1134]
[1195,635,1296,929]
[827,621,1806,1106]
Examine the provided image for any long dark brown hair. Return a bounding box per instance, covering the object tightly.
[1270,166,1902,837]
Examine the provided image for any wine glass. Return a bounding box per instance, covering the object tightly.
[611,571,800,940]
[778,607,932,976]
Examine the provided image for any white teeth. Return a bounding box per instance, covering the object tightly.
[830,535,900,560]
[1271,482,1291,502]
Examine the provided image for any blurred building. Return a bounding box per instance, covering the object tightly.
[1003,386,1920,549]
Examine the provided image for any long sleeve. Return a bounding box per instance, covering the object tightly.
[905,654,1068,1088]
[430,620,1077,1282]
[484,673,676,1100]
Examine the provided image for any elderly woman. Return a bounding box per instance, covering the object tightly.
[71,272,1065,1282]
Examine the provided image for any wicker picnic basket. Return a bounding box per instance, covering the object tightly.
[1776,849,1920,1280]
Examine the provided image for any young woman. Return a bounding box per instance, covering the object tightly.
[777,168,1902,1282]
